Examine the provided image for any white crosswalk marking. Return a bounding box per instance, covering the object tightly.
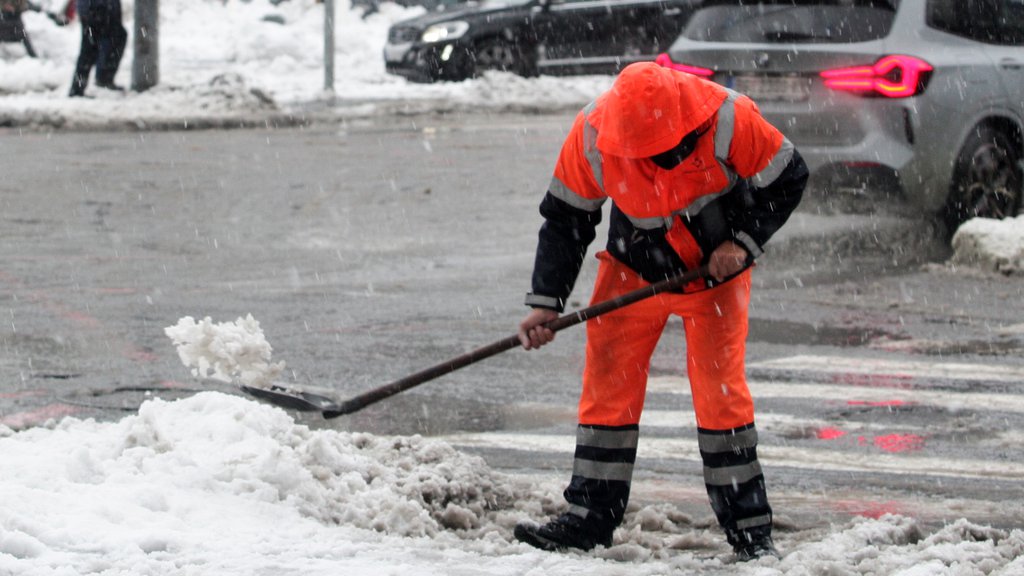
[647,377,1024,414]
[749,354,1024,383]
[442,355,1024,484]
[444,432,1024,481]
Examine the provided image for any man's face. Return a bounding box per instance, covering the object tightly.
[649,129,702,170]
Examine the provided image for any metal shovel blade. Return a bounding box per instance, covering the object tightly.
[238,383,342,413]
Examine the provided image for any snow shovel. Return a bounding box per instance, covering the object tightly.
[239,265,709,419]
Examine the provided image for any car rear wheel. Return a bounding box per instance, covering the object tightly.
[944,125,1022,235]
[472,36,537,78]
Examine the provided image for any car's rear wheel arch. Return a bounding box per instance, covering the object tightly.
[943,118,1024,236]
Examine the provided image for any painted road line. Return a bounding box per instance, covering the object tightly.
[640,410,932,435]
[646,377,1024,414]
[749,355,1024,383]
[443,432,1024,481]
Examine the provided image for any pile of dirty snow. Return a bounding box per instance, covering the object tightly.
[0,392,1022,575]
[951,215,1024,275]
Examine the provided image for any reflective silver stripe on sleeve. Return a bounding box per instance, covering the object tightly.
[573,458,635,482]
[736,513,773,531]
[549,177,606,212]
[576,426,640,450]
[714,91,739,161]
[524,293,562,309]
[750,137,795,188]
[734,230,763,258]
[708,92,740,208]
[581,103,606,193]
[703,461,763,486]
[697,427,759,453]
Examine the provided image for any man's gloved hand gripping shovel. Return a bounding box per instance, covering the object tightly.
[240,266,709,419]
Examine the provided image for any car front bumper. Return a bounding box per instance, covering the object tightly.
[384,41,469,82]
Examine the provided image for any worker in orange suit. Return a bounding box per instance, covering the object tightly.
[514,61,807,561]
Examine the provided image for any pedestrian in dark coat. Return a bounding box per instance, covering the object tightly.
[69,0,127,97]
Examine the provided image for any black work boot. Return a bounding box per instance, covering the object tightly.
[514,512,614,552]
[734,535,780,561]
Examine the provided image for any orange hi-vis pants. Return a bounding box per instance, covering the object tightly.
[564,252,771,546]
[580,251,754,430]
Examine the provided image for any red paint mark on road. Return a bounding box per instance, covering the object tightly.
[847,400,911,407]
[1,273,158,365]
[58,310,101,328]
[830,372,916,390]
[817,427,847,440]
[834,499,905,519]
[0,390,47,400]
[158,380,200,389]
[125,347,159,363]
[873,434,925,453]
[96,287,137,295]
[1,404,79,430]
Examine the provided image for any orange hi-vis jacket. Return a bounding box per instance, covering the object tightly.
[526,66,807,311]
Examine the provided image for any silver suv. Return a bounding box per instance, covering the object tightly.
[662,0,1024,234]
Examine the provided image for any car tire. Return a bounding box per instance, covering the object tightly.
[472,36,537,78]
[944,125,1022,235]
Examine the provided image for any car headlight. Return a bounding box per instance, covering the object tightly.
[420,21,469,44]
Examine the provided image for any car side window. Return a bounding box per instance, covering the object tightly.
[927,0,1024,46]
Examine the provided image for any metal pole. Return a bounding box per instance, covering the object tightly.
[324,0,335,92]
[132,0,159,91]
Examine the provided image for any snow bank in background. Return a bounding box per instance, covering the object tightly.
[951,215,1024,275]
[165,315,285,387]
[0,392,1022,575]
[0,0,612,126]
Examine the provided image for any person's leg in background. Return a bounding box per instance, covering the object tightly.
[70,20,99,96]
[94,20,126,89]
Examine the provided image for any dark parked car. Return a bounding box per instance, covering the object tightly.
[384,0,702,82]
[661,0,1024,234]
[353,0,467,12]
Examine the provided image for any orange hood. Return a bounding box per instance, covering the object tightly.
[591,62,728,159]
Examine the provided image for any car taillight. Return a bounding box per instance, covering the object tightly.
[655,53,714,77]
[820,55,933,98]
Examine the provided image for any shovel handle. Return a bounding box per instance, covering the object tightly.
[322,265,708,418]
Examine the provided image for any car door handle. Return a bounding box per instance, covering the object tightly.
[663,7,682,15]
[1000,58,1023,70]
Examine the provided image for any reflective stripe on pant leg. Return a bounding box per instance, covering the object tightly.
[699,424,773,546]
[676,271,772,545]
[564,423,639,528]
[568,252,666,527]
